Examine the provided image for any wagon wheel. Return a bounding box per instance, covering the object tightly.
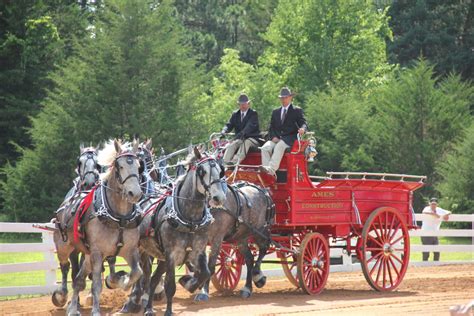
[276,233,304,288]
[211,244,244,292]
[297,232,330,295]
[360,207,410,292]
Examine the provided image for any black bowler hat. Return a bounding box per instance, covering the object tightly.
[237,93,250,104]
[278,87,294,98]
[430,197,438,203]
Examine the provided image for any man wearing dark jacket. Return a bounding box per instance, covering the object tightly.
[260,87,308,176]
[221,93,260,167]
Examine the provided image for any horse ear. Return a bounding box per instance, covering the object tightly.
[146,138,152,150]
[193,146,202,160]
[80,142,84,153]
[132,138,139,153]
[95,142,101,152]
[114,139,122,154]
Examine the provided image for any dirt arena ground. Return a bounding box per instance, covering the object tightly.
[1,264,472,316]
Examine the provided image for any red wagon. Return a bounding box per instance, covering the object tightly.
[211,137,425,295]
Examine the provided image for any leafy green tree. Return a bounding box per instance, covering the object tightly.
[436,123,474,225]
[172,0,278,69]
[0,1,92,167]
[263,0,392,98]
[388,0,473,80]
[1,0,201,222]
[194,48,283,137]
[305,89,375,174]
[366,60,473,207]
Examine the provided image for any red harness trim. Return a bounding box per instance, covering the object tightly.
[144,190,171,236]
[73,185,98,243]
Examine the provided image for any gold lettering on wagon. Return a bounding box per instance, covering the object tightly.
[301,202,343,209]
[311,191,335,198]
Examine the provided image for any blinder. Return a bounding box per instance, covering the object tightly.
[114,151,140,185]
[76,150,100,184]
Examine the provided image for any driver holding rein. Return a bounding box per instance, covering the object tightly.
[260,87,308,177]
[221,93,261,169]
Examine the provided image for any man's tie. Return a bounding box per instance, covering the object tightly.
[281,108,287,123]
[241,112,245,122]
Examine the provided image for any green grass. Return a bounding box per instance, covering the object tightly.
[409,236,473,262]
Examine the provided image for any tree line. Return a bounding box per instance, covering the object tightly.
[0,0,472,223]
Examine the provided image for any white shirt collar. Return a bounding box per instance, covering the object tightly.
[281,104,291,111]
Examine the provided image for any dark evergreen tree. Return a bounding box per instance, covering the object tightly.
[1,0,202,221]
[388,0,473,80]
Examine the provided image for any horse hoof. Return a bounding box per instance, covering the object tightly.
[120,301,141,314]
[194,293,209,302]
[178,275,192,288]
[240,287,252,299]
[254,276,267,288]
[153,291,165,301]
[52,290,67,307]
[144,309,156,316]
[105,275,114,289]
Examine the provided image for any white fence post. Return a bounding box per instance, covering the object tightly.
[42,231,57,289]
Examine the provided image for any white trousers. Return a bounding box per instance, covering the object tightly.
[223,138,258,165]
[260,139,290,172]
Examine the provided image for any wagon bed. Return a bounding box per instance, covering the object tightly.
[214,137,425,295]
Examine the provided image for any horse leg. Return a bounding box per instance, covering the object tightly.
[67,254,91,316]
[252,237,270,288]
[52,241,74,308]
[194,240,222,302]
[105,256,126,289]
[239,243,254,299]
[90,251,103,316]
[163,258,177,316]
[144,260,167,316]
[179,251,210,294]
[121,248,143,291]
[119,252,149,314]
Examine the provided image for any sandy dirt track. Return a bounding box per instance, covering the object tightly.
[1,264,473,316]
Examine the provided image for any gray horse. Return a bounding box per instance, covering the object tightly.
[65,139,143,316]
[195,181,275,300]
[52,144,100,307]
[120,148,227,316]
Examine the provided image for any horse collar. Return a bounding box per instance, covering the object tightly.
[94,183,142,228]
[163,184,214,233]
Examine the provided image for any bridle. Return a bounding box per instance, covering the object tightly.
[191,156,227,196]
[77,149,100,185]
[113,151,141,185]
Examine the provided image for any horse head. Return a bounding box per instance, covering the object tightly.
[107,139,143,204]
[187,147,226,207]
[77,143,100,190]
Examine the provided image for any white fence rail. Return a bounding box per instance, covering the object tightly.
[0,214,472,296]
[0,222,57,296]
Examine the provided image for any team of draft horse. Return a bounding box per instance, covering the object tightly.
[50,92,425,316]
[51,137,276,316]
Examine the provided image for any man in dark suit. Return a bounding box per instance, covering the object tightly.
[260,87,308,176]
[221,93,260,167]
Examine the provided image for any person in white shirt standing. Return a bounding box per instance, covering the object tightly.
[421,197,451,261]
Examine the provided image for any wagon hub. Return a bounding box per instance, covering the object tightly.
[383,243,393,255]
[225,257,234,269]
[311,257,324,271]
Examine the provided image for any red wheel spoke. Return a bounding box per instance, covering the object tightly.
[390,235,404,246]
[391,253,404,265]
[377,216,386,242]
[366,247,383,251]
[375,256,383,284]
[386,258,394,287]
[368,235,384,248]
[369,254,383,276]
[382,258,387,288]
[388,222,402,241]
[367,251,383,264]
[371,222,383,242]
[387,256,401,279]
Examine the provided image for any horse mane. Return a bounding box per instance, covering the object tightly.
[98,139,131,181]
